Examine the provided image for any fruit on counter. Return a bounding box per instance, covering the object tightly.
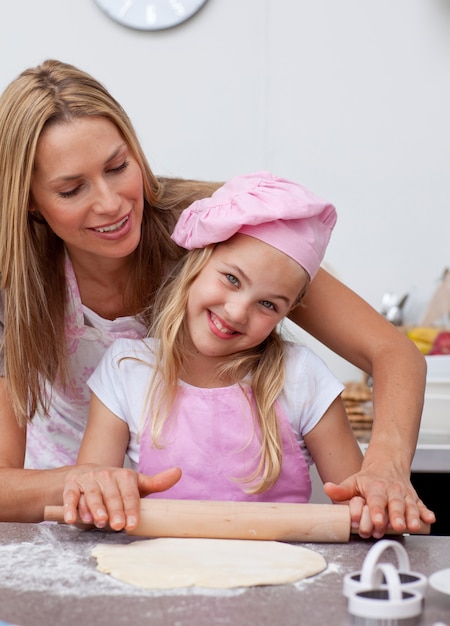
[406,327,440,354]
[429,330,450,355]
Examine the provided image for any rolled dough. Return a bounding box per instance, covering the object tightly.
[91,538,327,589]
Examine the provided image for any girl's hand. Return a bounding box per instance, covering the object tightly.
[347,496,378,538]
[62,465,182,531]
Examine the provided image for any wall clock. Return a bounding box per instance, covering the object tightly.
[94,0,209,31]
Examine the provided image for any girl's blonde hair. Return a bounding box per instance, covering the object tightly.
[0,59,220,426]
[144,245,307,494]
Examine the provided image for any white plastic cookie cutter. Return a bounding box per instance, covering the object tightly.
[343,539,428,599]
[347,562,423,624]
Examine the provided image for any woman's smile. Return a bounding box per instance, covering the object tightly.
[90,213,131,239]
[31,116,144,262]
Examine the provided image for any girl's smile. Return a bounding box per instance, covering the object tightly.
[208,310,240,338]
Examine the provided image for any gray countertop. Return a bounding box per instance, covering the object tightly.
[0,522,449,625]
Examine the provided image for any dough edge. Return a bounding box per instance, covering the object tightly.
[91,537,327,589]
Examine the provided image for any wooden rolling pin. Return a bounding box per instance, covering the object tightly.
[44,499,430,543]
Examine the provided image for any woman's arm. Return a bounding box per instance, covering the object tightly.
[63,393,181,531]
[290,268,435,534]
[0,378,72,522]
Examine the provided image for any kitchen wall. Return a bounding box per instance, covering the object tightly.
[1,0,449,381]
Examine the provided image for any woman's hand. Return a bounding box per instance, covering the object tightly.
[324,465,436,538]
[62,465,182,532]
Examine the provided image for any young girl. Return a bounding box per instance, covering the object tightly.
[65,172,363,529]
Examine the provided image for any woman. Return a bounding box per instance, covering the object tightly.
[0,59,434,536]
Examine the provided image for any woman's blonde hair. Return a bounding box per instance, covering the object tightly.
[0,59,219,426]
[143,245,304,494]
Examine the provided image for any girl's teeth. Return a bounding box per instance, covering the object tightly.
[96,216,128,233]
[212,314,234,334]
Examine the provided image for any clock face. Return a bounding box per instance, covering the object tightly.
[94,0,208,31]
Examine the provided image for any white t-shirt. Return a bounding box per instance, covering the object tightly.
[88,338,344,468]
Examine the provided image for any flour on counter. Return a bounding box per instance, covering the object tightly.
[0,525,241,598]
[293,561,343,590]
[0,525,338,598]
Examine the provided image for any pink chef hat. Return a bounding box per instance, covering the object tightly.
[171,171,337,279]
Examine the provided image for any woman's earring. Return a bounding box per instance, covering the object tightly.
[29,209,46,224]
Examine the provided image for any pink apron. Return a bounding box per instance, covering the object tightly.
[25,255,146,469]
[139,383,311,502]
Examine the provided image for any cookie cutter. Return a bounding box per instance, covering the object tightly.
[347,562,423,625]
[343,539,427,599]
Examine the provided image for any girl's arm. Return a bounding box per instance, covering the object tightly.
[63,393,181,531]
[303,396,374,536]
[304,396,363,487]
[0,377,179,524]
[76,393,130,467]
[291,268,435,534]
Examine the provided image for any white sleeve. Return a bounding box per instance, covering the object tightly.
[87,337,156,467]
[279,342,345,439]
